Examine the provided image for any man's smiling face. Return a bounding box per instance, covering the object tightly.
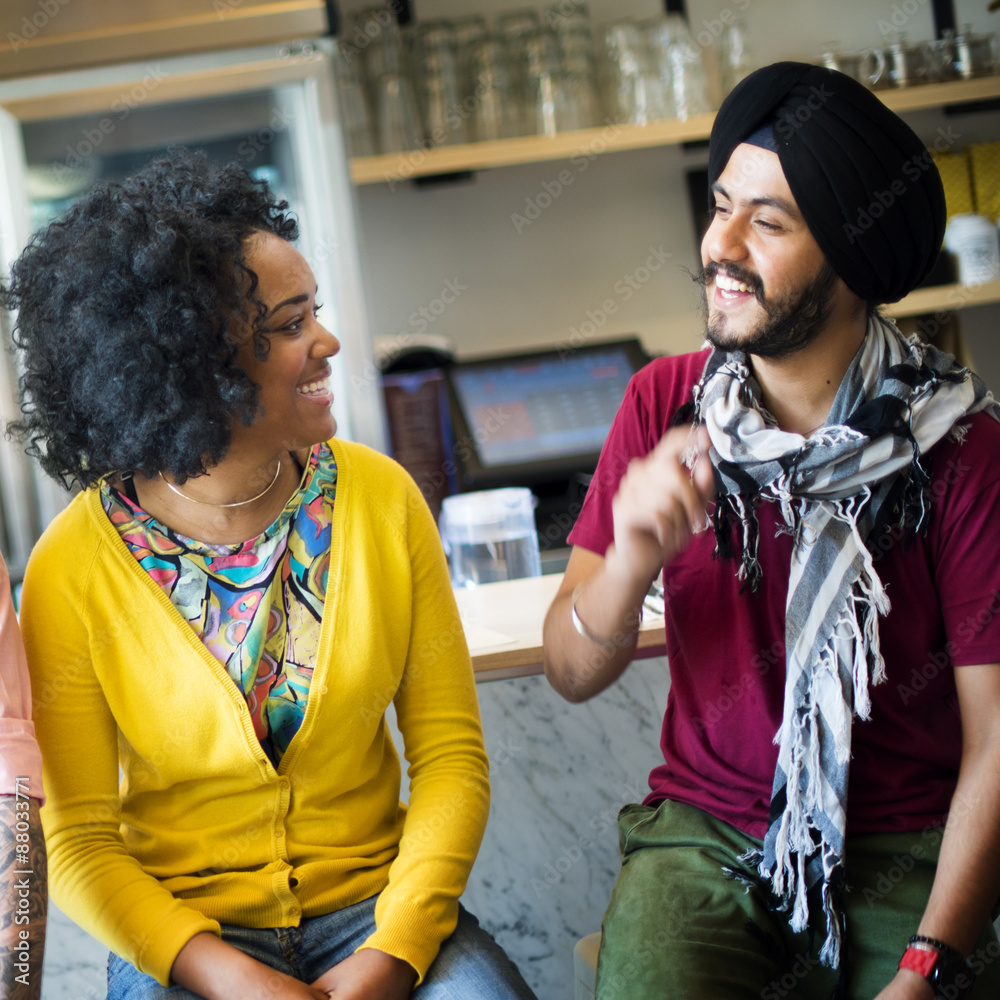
[700,142,845,360]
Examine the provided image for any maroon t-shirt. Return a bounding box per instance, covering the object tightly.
[568,350,1000,839]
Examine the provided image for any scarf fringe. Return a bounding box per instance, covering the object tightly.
[819,853,846,968]
[948,421,969,444]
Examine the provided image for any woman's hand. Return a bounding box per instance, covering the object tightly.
[171,932,328,1000]
[311,948,417,999]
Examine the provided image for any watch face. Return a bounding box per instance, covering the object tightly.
[930,951,976,997]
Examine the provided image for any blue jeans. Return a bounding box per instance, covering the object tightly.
[107,896,536,999]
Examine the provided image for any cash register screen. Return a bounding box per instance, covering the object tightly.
[446,338,648,486]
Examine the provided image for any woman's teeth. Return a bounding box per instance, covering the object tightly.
[297,378,329,396]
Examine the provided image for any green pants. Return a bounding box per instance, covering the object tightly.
[595,799,1000,1000]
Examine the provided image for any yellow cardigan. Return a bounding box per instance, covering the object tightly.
[20,440,490,986]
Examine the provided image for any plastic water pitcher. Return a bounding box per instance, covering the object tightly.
[440,488,542,589]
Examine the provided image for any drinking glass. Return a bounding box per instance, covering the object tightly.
[642,16,709,121]
[376,74,424,153]
[453,15,489,106]
[602,20,670,125]
[359,6,406,83]
[469,34,518,140]
[416,20,465,145]
[718,19,755,96]
[332,40,376,157]
[533,67,583,136]
[558,25,602,127]
[544,0,590,35]
[498,9,542,135]
[666,36,712,118]
[524,25,583,135]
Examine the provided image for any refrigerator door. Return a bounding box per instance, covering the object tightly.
[0,44,386,567]
[0,104,67,580]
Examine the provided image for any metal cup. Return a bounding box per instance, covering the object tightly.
[884,37,933,87]
[821,47,886,88]
[955,27,998,79]
[926,33,958,81]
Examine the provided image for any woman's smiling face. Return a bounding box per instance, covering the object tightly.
[234,232,341,455]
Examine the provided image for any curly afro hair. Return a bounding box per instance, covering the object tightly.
[3,147,299,489]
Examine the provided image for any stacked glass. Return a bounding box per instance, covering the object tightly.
[339,5,744,156]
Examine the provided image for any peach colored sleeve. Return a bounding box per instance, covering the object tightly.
[0,555,43,802]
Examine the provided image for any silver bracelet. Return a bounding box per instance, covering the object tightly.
[570,585,640,650]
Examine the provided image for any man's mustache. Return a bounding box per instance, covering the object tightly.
[691,261,772,314]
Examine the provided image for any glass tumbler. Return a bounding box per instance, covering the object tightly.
[559,25,602,128]
[416,21,465,146]
[498,9,543,135]
[603,20,670,125]
[718,19,755,96]
[376,74,424,153]
[524,26,582,135]
[543,0,590,34]
[468,34,518,141]
[332,40,376,157]
[453,15,489,105]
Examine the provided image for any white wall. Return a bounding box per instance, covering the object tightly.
[344,0,1000,385]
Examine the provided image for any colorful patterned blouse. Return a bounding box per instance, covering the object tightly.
[100,443,337,767]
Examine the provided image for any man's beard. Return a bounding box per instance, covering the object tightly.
[694,259,840,360]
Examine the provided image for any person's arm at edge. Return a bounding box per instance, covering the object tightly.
[0,554,46,1000]
[0,794,45,1000]
[543,425,713,703]
[876,662,1000,1000]
[20,528,227,990]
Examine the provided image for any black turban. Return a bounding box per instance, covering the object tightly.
[708,62,946,305]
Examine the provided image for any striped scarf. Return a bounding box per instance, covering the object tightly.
[692,314,999,968]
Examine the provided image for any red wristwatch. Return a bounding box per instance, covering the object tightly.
[898,937,976,999]
[898,945,938,977]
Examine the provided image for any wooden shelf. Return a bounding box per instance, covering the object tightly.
[886,278,1000,317]
[876,73,1000,113]
[349,113,716,185]
[350,73,1000,186]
